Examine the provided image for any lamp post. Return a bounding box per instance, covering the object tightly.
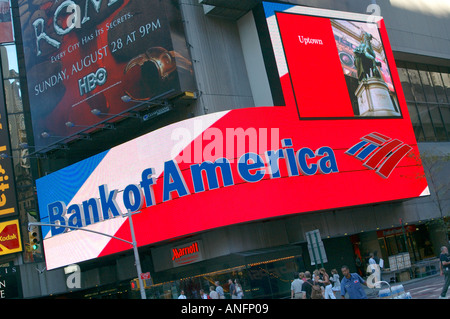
[28,209,146,299]
[399,218,413,279]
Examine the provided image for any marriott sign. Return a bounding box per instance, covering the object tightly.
[171,241,203,267]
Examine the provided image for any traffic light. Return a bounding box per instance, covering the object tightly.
[130,278,140,291]
[29,231,40,250]
[143,277,153,288]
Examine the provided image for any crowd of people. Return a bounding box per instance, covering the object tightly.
[178,279,244,299]
[290,265,368,299]
[176,245,450,300]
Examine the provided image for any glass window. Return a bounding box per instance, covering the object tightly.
[397,61,450,142]
[441,105,450,136]
[419,70,437,103]
[416,104,436,141]
[406,102,424,141]
[428,66,448,104]
[428,104,447,141]
[407,65,426,102]
[442,71,450,102]
[398,67,414,101]
[4,78,23,113]
[137,254,302,299]
[1,44,19,77]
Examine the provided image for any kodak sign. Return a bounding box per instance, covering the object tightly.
[0,220,22,256]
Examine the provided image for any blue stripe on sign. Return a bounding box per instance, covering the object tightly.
[36,150,109,237]
[356,144,378,161]
[345,141,368,156]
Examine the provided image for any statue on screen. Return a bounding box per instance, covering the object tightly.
[353,32,382,81]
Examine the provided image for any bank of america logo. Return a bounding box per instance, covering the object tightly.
[345,132,412,179]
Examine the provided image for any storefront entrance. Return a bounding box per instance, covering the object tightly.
[136,246,305,299]
[352,223,442,283]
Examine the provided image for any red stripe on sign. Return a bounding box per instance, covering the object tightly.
[377,144,412,178]
[363,139,403,169]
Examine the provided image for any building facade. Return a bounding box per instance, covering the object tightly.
[0,0,448,299]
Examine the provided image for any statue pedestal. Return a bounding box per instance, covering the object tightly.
[355,77,400,117]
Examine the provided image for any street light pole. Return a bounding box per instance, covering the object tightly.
[29,209,147,299]
[399,218,413,279]
[125,209,146,299]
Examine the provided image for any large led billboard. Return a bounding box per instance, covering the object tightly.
[19,0,196,150]
[36,2,429,270]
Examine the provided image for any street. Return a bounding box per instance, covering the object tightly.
[366,275,447,299]
[403,275,447,299]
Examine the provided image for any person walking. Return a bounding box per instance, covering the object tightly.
[291,272,304,299]
[340,265,367,299]
[368,253,376,274]
[209,286,219,299]
[310,272,324,299]
[215,281,225,299]
[301,271,313,299]
[330,269,341,298]
[304,271,324,299]
[319,268,335,299]
[235,279,244,299]
[439,246,450,299]
[200,289,208,299]
[228,279,237,299]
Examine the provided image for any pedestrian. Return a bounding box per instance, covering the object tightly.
[301,271,314,299]
[368,253,376,274]
[373,251,380,265]
[300,272,306,282]
[310,271,324,299]
[312,269,321,281]
[291,272,304,299]
[375,251,384,269]
[319,268,335,299]
[330,269,341,297]
[190,288,198,299]
[340,265,367,299]
[235,279,244,299]
[439,246,450,299]
[355,256,364,276]
[228,279,237,299]
[209,286,219,299]
[200,289,208,299]
[178,290,187,299]
[215,281,225,299]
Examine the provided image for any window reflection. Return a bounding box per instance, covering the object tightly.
[137,255,303,299]
[397,62,450,142]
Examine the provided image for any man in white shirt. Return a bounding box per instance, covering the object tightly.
[215,281,225,299]
[291,272,304,299]
[178,290,187,299]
